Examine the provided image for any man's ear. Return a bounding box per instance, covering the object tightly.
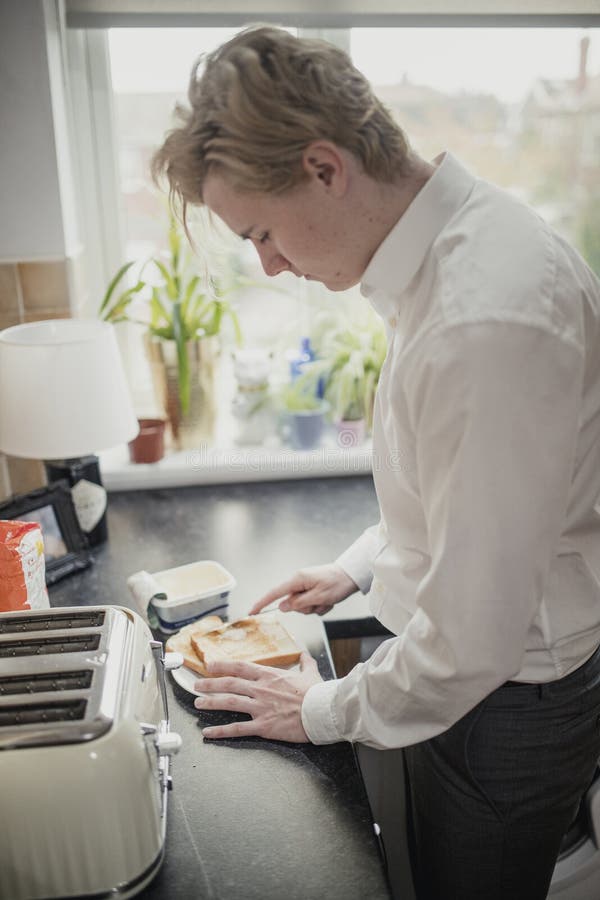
[301,142,348,196]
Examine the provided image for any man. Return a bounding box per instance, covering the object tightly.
[153,26,600,899]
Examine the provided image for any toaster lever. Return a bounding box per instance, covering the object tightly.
[150,640,170,719]
[155,731,183,756]
[140,722,157,735]
[163,652,184,670]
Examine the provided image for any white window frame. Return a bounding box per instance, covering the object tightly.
[66,28,124,313]
[65,1,600,30]
[62,7,600,489]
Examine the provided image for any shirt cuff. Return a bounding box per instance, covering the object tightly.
[335,536,376,594]
[301,679,345,744]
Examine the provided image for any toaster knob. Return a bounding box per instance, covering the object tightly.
[155,731,183,756]
[163,652,184,670]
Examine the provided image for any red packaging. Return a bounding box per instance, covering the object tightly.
[0,519,49,612]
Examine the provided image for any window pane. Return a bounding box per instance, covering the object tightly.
[109,27,240,261]
[108,26,315,357]
[352,27,600,274]
[104,24,600,441]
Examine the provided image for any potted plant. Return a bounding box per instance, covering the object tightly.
[311,309,387,445]
[325,349,371,446]
[100,216,242,449]
[278,371,329,451]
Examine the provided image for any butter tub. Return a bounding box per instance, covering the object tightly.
[151,560,236,633]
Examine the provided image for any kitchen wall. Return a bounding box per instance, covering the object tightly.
[0,256,88,501]
[0,258,87,330]
[0,256,63,497]
[0,2,86,500]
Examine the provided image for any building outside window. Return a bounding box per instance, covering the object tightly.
[74,22,600,481]
[109,26,600,274]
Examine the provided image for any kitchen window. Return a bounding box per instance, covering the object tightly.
[63,12,600,487]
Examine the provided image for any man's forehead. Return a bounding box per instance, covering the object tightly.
[202,172,237,214]
[203,173,262,234]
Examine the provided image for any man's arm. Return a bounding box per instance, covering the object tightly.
[249,522,387,615]
[302,321,584,747]
[335,522,388,594]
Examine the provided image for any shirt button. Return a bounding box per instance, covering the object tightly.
[388,316,397,329]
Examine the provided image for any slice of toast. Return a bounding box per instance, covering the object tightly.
[190,616,301,673]
[165,615,223,676]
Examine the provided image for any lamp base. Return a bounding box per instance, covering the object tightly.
[44,456,108,546]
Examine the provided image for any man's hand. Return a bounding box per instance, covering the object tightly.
[249,564,358,616]
[194,652,323,742]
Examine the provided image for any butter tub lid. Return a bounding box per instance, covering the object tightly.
[150,560,236,607]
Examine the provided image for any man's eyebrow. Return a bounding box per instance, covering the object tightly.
[239,226,255,240]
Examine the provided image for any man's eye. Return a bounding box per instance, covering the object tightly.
[258,231,270,245]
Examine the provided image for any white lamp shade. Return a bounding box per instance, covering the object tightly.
[0,319,139,459]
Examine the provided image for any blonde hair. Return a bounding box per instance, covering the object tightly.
[152,26,410,222]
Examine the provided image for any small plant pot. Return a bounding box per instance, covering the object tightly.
[128,418,166,464]
[335,418,367,448]
[284,403,329,450]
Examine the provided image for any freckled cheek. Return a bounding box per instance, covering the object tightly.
[286,226,336,268]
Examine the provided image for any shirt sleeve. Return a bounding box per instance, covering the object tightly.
[335,522,388,593]
[302,321,584,748]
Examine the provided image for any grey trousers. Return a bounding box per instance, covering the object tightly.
[404,644,600,900]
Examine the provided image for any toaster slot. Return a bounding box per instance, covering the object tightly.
[0,634,101,657]
[0,610,105,633]
[0,669,93,695]
[0,698,87,726]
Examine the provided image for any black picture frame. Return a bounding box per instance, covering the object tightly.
[0,481,92,585]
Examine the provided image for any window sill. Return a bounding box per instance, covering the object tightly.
[99,440,373,491]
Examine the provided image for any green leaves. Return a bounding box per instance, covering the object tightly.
[280,373,324,412]
[306,311,387,423]
[172,301,190,414]
[99,215,243,417]
[99,258,152,325]
[152,259,179,301]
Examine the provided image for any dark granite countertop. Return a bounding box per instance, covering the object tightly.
[49,476,390,900]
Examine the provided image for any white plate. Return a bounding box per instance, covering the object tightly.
[171,665,204,696]
[169,612,308,697]
[171,658,304,697]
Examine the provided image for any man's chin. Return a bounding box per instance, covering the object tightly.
[318,276,361,293]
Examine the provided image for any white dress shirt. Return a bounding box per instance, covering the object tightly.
[301,152,600,749]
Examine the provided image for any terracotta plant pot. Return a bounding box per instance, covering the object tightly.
[128,418,166,464]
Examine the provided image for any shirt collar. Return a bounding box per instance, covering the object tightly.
[361,152,476,306]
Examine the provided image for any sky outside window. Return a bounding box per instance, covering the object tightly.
[107,25,600,281]
[109,26,598,101]
[351,28,598,102]
[104,23,600,426]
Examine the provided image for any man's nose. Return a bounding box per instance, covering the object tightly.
[257,245,291,277]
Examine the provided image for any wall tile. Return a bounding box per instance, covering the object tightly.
[18,260,70,315]
[0,314,22,331]
[5,456,47,496]
[0,454,12,503]
[0,264,22,326]
[23,309,71,323]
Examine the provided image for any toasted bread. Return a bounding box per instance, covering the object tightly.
[165,615,223,676]
[190,616,301,672]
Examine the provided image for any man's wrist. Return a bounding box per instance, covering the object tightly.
[301,679,344,744]
[335,551,373,595]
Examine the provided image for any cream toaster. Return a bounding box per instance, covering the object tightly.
[0,605,183,899]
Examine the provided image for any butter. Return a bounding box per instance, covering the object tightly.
[153,561,229,601]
